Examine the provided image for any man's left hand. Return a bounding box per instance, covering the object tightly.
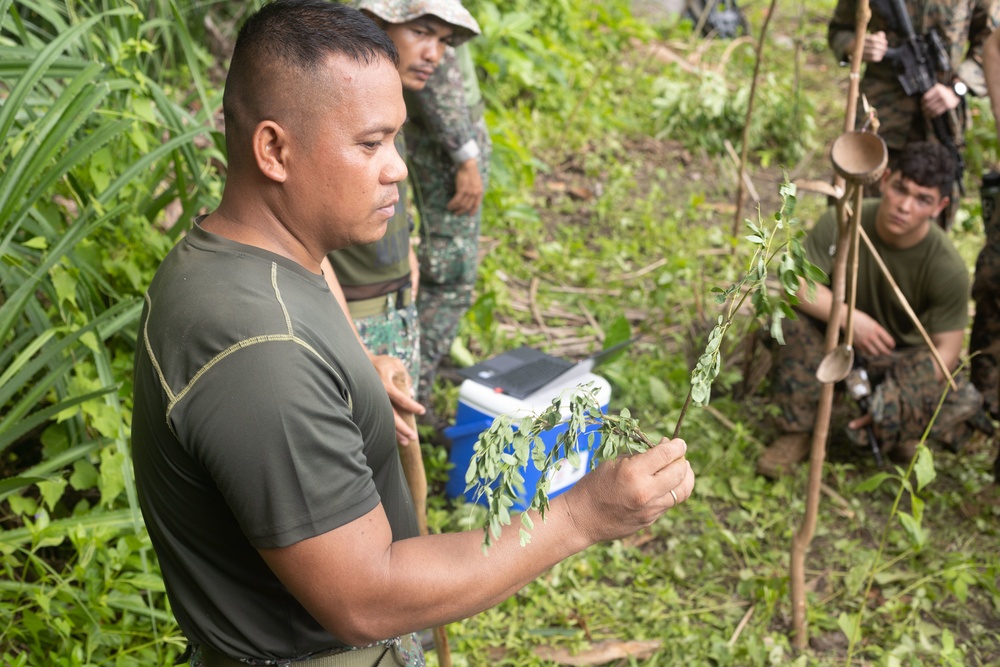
[446,158,483,215]
[369,354,425,445]
[921,83,961,118]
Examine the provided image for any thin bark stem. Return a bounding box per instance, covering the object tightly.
[731,0,780,238]
[790,0,870,648]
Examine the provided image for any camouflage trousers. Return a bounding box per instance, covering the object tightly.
[407,117,491,401]
[188,633,425,666]
[354,302,421,386]
[970,208,1000,418]
[770,316,984,453]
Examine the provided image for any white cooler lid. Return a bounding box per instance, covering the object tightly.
[457,372,612,419]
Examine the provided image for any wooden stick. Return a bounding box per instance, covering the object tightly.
[793,0,871,649]
[724,139,760,204]
[392,373,451,665]
[727,604,756,647]
[858,225,958,390]
[843,184,864,348]
[619,257,669,281]
[393,373,428,534]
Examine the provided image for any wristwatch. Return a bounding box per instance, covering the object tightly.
[952,79,968,97]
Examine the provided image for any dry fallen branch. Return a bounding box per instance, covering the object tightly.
[528,277,552,341]
[533,639,663,666]
[635,37,702,74]
[546,285,623,296]
[618,257,669,281]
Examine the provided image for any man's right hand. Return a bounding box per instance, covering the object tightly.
[368,354,425,445]
[564,437,694,545]
[861,31,888,62]
[847,31,888,63]
[850,311,896,358]
[446,158,484,215]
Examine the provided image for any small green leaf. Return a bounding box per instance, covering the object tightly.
[37,477,68,512]
[50,265,79,307]
[69,459,99,491]
[837,612,861,643]
[913,444,936,492]
[99,447,126,507]
[853,472,892,493]
[770,311,786,346]
[898,512,927,549]
[22,236,48,250]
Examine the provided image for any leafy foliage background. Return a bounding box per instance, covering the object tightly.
[1,0,998,665]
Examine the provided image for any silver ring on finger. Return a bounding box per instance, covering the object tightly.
[669,488,679,506]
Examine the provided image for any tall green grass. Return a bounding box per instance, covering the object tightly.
[0,1,223,661]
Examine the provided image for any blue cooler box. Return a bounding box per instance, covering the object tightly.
[444,373,612,511]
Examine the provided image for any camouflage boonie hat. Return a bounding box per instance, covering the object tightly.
[354,0,481,46]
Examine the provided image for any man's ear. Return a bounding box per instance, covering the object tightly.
[932,194,951,219]
[252,120,288,183]
[878,167,893,191]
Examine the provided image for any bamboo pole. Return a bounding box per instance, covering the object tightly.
[789,0,871,649]
[393,373,452,666]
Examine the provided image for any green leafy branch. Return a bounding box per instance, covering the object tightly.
[464,386,651,550]
[467,183,823,549]
[681,182,826,431]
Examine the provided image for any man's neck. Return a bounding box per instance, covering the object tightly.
[200,201,323,274]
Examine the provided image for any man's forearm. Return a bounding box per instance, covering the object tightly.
[260,441,694,646]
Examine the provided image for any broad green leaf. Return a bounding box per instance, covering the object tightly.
[898,512,927,549]
[913,445,936,492]
[36,477,68,511]
[99,447,126,507]
[69,459,99,491]
[854,472,892,493]
[837,612,861,643]
[50,264,78,307]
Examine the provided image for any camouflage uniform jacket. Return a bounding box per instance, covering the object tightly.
[828,0,1000,148]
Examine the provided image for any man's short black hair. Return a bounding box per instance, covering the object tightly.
[891,141,955,199]
[230,0,398,75]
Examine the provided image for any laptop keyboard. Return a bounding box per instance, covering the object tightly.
[497,358,572,393]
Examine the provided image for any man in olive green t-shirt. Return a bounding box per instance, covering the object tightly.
[759,141,987,478]
[131,4,695,665]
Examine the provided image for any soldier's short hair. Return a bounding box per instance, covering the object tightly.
[892,141,955,199]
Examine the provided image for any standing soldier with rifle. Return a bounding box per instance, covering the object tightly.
[828,0,1000,227]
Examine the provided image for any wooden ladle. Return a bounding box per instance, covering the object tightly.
[816,132,887,384]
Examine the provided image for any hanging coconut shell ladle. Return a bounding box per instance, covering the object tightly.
[815,131,888,384]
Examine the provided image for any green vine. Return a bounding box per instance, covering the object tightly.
[466,182,824,549]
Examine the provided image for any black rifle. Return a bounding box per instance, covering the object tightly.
[870,0,965,194]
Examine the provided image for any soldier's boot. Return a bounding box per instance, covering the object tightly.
[757,433,810,479]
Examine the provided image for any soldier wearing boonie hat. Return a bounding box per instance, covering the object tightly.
[354,0,481,45]
[348,0,490,409]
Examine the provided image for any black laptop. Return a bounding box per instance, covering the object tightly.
[457,338,633,399]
